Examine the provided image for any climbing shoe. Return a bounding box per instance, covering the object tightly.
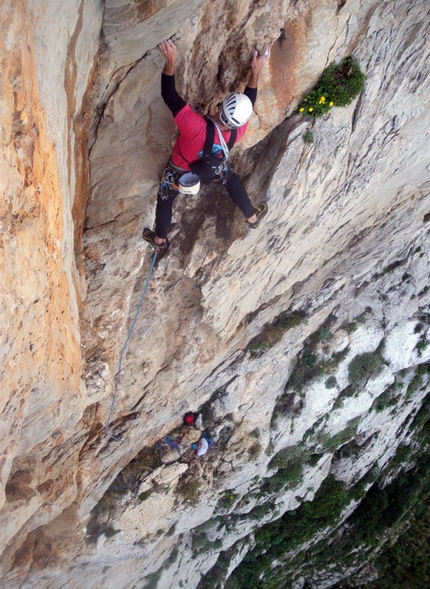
[143,228,169,259]
[247,201,268,229]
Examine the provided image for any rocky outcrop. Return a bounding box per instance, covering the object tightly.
[0,0,429,587]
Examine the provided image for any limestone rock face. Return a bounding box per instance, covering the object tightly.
[0,0,429,587]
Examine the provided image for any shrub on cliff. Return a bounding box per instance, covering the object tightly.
[246,311,306,359]
[297,56,365,118]
[348,351,383,385]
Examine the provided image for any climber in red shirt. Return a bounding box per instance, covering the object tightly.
[143,39,270,258]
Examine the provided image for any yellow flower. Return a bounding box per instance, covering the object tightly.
[329,101,334,106]
[309,107,313,112]
[320,96,326,103]
[328,110,331,113]
[299,107,305,112]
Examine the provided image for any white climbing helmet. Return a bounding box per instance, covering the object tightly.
[219,92,253,129]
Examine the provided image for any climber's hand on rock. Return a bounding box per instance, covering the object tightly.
[248,44,272,88]
[251,46,271,74]
[158,39,177,59]
[158,39,177,74]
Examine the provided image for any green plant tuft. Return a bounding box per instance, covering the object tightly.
[348,351,383,386]
[303,131,314,143]
[176,475,201,504]
[218,491,239,510]
[416,339,428,352]
[248,442,263,459]
[302,349,317,368]
[319,326,331,342]
[246,311,306,359]
[325,376,337,389]
[297,56,365,118]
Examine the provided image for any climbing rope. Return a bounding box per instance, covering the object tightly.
[156,435,183,457]
[105,250,158,442]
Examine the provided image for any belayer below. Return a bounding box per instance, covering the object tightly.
[143,39,271,259]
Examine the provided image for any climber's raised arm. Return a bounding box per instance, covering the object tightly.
[245,46,271,106]
[158,39,186,116]
[158,39,177,74]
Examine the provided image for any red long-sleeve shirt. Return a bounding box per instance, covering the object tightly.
[161,74,256,171]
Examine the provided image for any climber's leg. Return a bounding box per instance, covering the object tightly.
[222,168,268,227]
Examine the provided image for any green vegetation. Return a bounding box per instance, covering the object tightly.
[303,130,314,143]
[325,375,337,389]
[176,474,201,504]
[297,56,365,118]
[227,475,351,588]
[246,394,430,588]
[368,468,430,589]
[316,418,360,451]
[246,338,268,359]
[246,502,274,522]
[218,491,239,510]
[198,394,430,589]
[193,532,210,550]
[104,444,161,503]
[268,445,308,469]
[285,346,349,392]
[261,462,304,495]
[197,546,238,589]
[318,326,331,342]
[246,310,306,358]
[273,310,307,330]
[166,547,179,566]
[272,316,346,408]
[334,438,430,559]
[142,570,162,589]
[260,446,312,495]
[416,338,428,353]
[355,311,369,324]
[348,351,383,385]
[343,321,358,333]
[194,518,221,536]
[302,349,317,368]
[198,390,430,589]
[248,441,262,458]
[265,440,275,456]
[372,387,399,413]
[406,363,430,399]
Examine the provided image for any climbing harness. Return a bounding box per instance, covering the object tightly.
[159,164,180,200]
[208,116,230,160]
[104,250,158,442]
[190,119,237,185]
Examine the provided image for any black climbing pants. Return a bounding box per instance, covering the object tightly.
[154,162,256,239]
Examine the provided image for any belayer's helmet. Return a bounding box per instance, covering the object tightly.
[219,92,253,129]
[183,412,197,425]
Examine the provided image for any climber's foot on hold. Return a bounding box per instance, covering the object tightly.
[143,228,169,259]
[247,201,268,229]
